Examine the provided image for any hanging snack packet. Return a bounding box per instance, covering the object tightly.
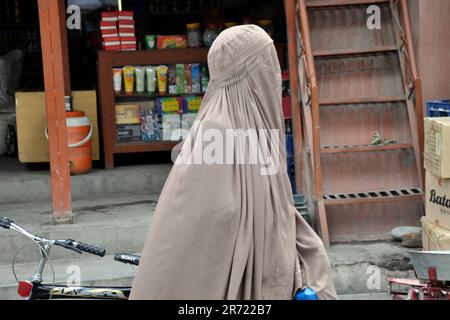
[184,64,192,94]
[176,64,185,94]
[168,65,177,95]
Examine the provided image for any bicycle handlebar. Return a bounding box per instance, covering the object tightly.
[57,239,106,257]
[1,216,106,257]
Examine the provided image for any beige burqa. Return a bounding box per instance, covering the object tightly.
[130,25,336,300]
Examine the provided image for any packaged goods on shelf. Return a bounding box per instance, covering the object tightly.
[157,35,187,49]
[123,66,135,95]
[119,29,135,38]
[100,13,118,42]
[157,97,182,114]
[101,11,118,22]
[424,117,450,178]
[144,35,157,50]
[102,36,121,51]
[112,63,208,96]
[145,66,157,94]
[426,100,450,118]
[101,28,119,38]
[186,23,202,48]
[100,11,135,51]
[425,171,450,230]
[115,104,140,124]
[100,21,117,30]
[184,64,192,93]
[117,11,133,21]
[101,30,118,39]
[140,105,161,142]
[118,20,135,30]
[201,65,209,93]
[120,36,137,51]
[168,63,192,94]
[191,64,201,94]
[156,65,168,95]
[134,66,145,94]
[118,20,135,37]
[168,65,177,94]
[162,113,181,141]
[176,64,185,94]
[116,124,141,143]
[183,96,202,113]
[181,96,202,133]
[157,97,182,141]
[181,113,197,133]
[112,68,122,94]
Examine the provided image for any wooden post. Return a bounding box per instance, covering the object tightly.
[38,0,72,223]
[399,0,425,187]
[284,0,304,194]
[297,0,330,246]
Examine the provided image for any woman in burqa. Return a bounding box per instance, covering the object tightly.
[130,25,336,300]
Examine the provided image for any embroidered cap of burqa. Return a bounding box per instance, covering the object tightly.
[130,25,336,300]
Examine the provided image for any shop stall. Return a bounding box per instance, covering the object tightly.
[95,1,289,169]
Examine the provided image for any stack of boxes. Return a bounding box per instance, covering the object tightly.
[115,104,142,143]
[115,98,201,144]
[157,96,202,141]
[422,117,450,250]
[100,11,136,51]
[100,12,119,51]
[118,11,136,51]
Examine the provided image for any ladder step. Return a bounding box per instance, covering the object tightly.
[313,45,398,58]
[319,96,406,105]
[307,0,389,8]
[320,143,413,154]
[323,188,422,205]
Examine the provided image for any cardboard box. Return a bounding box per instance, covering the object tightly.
[117,11,133,21]
[424,117,450,178]
[116,124,141,143]
[118,20,134,29]
[101,29,118,38]
[101,11,117,22]
[119,36,136,51]
[120,43,136,51]
[425,171,450,229]
[100,21,117,30]
[421,216,450,251]
[118,28,135,37]
[16,91,100,162]
[115,104,140,124]
[102,36,120,51]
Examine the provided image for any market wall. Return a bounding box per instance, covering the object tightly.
[409,0,450,104]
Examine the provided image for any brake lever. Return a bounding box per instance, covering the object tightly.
[55,240,83,254]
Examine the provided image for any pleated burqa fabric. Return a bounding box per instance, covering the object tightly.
[129,25,336,300]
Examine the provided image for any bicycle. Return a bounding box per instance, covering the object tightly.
[0,216,140,300]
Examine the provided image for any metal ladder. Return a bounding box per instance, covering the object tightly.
[285,0,425,246]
